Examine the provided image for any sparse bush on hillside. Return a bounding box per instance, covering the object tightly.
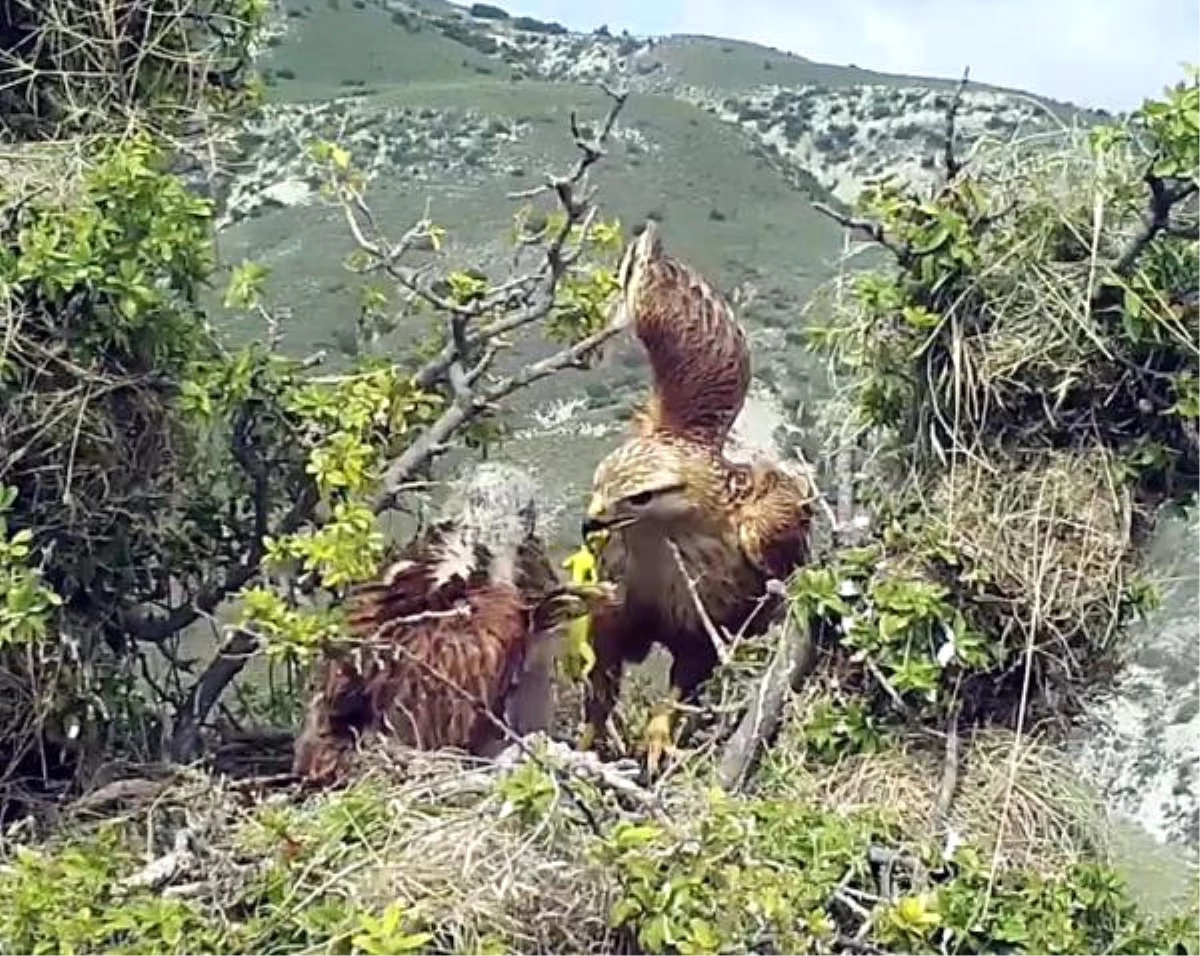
[469,2,509,19]
[511,14,567,35]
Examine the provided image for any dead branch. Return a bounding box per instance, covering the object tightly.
[932,710,961,834]
[373,320,624,513]
[120,829,197,892]
[666,540,731,666]
[1109,172,1198,279]
[812,201,911,264]
[124,438,320,645]
[716,610,817,793]
[367,84,630,512]
[167,86,632,758]
[940,67,971,184]
[169,628,259,762]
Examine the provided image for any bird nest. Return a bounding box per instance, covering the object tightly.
[769,710,1113,876]
[21,742,638,954]
[916,130,1198,457]
[0,140,196,785]
[2,719,1130,955]
[0,0,258,141]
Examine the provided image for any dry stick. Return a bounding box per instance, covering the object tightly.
[716,233,863,794]
[371,85,629,513]
[716,608,816,793]
[933,707,962,837]
[666,539,730,666]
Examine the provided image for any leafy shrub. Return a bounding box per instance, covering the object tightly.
[801,70,1199,725]
[3,756,1191,955]
[0,76,629,801]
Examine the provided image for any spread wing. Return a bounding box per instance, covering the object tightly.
[730,463,815,582]
[621,223,751,447]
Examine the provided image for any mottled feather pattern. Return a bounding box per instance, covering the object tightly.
[620,221,751,447]
[360,585,530,754]
[733,464,815,581]
[293,485,571,786]
[581,223,817,749]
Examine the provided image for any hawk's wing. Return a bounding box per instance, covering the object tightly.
[730,463,815,582]
[344,521,469,636]
[624,226,751,447]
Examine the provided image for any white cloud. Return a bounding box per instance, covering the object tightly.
[503,0,1197,111]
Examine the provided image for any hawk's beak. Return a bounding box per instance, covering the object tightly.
[583,496,624,539]
[581,493,613,539]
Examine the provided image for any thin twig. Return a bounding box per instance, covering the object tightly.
[666,540,730,666]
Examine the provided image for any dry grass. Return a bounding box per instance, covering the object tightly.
[915,129,1198,455]
[804,117,1197,734]
[0,0,260,142]
[0,139,95,205]
[44,741,652,953]
[813,121,1197,463]
[766,692,1115,875]
[22,709,1124,954]
[924,448,1134,660]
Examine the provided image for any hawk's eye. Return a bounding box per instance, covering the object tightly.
[628,491,654,507]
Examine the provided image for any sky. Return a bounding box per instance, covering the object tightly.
[496,0,1198,112]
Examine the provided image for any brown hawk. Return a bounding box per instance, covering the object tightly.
[292,463,604,786]
[579,221,815,773]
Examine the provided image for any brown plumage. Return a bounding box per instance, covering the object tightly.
[580,224,814,770]
[293,464,594,787]
[613,219,751,446]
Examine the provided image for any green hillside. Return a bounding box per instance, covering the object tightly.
[646,35,982,93]
[213,79,844,402]
[215,0,1102,542]
[261,0,514,100]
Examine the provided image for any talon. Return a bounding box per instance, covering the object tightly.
[643,710,675,777]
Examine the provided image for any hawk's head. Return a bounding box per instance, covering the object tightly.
[581,436,725,539]
[436,463,540,586]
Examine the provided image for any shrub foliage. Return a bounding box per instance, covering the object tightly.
[0,0,1196,948]
[800,70,1199,726]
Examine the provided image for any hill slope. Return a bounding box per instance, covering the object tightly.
[211,0,1103,543]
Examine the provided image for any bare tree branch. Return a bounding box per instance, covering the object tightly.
[370,84,630,512]
[1110,173,1198,279]
[812,201,912,264]
[164,85,631,756]
[716,611,816,793]
[940,67,970,184]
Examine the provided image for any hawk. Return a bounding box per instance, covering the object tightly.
[292,463,603,786]
[579,221,815,772]
[613,219,751,445]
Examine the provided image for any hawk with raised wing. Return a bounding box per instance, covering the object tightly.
[579,221,814,773]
